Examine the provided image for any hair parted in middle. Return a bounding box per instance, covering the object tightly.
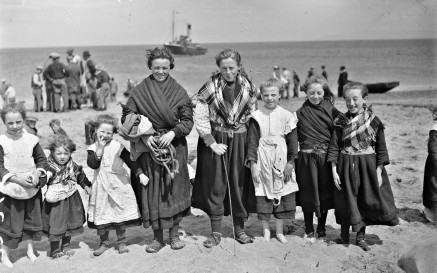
[48,134,76,153]
[146,47,175,70]
[304,75,336,104]
[215,49,242,67]
[259,77,282,94]
[95,114,118,133]
[343,81,369,98]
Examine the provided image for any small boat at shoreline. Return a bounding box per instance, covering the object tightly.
[163,11,207,56]
[365,81,399,93]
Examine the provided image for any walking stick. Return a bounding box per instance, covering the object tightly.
[221,155,236,257]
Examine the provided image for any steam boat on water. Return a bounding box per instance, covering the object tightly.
[163,11,207,56]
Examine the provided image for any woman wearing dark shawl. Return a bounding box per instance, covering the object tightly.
[121,48,193,253]
[296,75,339,242]
[192,49,258,248]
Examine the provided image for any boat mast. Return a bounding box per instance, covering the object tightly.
[172,10,175,42]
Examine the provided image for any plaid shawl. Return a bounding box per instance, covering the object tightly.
[198,73,258,129]
[334,106,381,152]
[47,155,77,186]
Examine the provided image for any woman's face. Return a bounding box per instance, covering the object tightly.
[219,58,240,82]
[307,83,324,105]
[344,88,367,114]
[53,146,71,166]
[151,58,171,82]
[4,112,24,136]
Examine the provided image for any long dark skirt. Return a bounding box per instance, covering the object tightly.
[296,152,334,217]
[256,193,296,221]
[334,153,399,232]
[0,190,43,249]
[192,129,256,219]
[42,190,85,241]
[133,137,191,230]
[423,154,437,209]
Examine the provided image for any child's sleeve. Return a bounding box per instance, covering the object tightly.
[245,118,260,166]
[87,150,101,169]
[74,163,92,188]
[120,147,143,177]
[428,129,437,171]
[0,146,12,183]
[375,124,390,166]
[327,127,342,164]
[33,143,48,187]
[285,129,298,161]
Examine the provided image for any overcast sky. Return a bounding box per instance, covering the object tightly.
[0,0,436,48]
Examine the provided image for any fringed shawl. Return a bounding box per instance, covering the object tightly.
[197,73,258,129]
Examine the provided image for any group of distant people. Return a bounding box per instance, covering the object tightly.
[29,49,118,112]
[271,65,349,99]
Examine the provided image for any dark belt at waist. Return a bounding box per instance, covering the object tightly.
[211,122,247,138]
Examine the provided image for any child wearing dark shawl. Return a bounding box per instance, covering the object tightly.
[327,82,399,251]
[42,135,91,258]
[296,75,339,243]
[423,106,437,223]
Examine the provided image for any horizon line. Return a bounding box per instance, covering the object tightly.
[1,37,436,50]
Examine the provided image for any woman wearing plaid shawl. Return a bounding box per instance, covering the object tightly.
[192,49,258,248]
[423,106,437,224]
[327,82,399,251]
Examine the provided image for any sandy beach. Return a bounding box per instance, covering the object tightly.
[1,89,436,273]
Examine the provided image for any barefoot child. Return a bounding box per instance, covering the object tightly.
[87,115,145,256]
[328,82,399,251]
[246,78,299,243]
[423,106,437,223]
[0,103,47,268]
[296,75,339,242]
[42,135,92,258]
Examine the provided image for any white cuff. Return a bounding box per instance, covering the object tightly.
[2,173,14,184]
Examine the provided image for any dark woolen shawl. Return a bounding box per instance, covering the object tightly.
[125,75,189,130]
[297,99,338,149]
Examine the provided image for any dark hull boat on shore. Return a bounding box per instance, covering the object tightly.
[365,81,399,93]
[163,11,207,56]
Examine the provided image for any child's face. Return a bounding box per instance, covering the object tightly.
[307,83,324,105]
[27,120,36,129]
[96,123,114,143]
[4,112,24,136]
[261,86,280,109]
[51,123,60,132]
[344,88,367,114]
[53,146,71,166]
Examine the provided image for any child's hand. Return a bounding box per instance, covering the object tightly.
[251,164,261,184]
[376,165,383,187]
[138,173,149,186]
[14,177,34,188]
[332,171,342,191]
[84,186,92,195]
[29,171,41,187]
[283,162,294,183]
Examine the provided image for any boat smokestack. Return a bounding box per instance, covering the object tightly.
[187,24,191,39]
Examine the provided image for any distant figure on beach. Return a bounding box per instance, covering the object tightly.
[88,63,110,111]
[65,55,82,110]
[82,50,94,104]
[43,53,55,111]
[423,106,437,224]
[121,47,193,253]
[292,70,300,98]
[31,66,44,112]
[109,77,118,102]
[49,119,68,137]
[321,65,328,80]
[192,49,258,248]
[66,48,84,69]
[272,65,287,98]
[3,82,16,104]
[307,67,315,79]
[43,53,69,112]
[24,116,39,136]
[246,77,299,243]
[328,82,399,251]
[282,67,292,99]
[337,66,348,97]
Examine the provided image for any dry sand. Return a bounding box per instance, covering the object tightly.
[1,90,436,273]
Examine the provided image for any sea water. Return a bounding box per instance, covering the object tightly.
[0,39,436,102]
